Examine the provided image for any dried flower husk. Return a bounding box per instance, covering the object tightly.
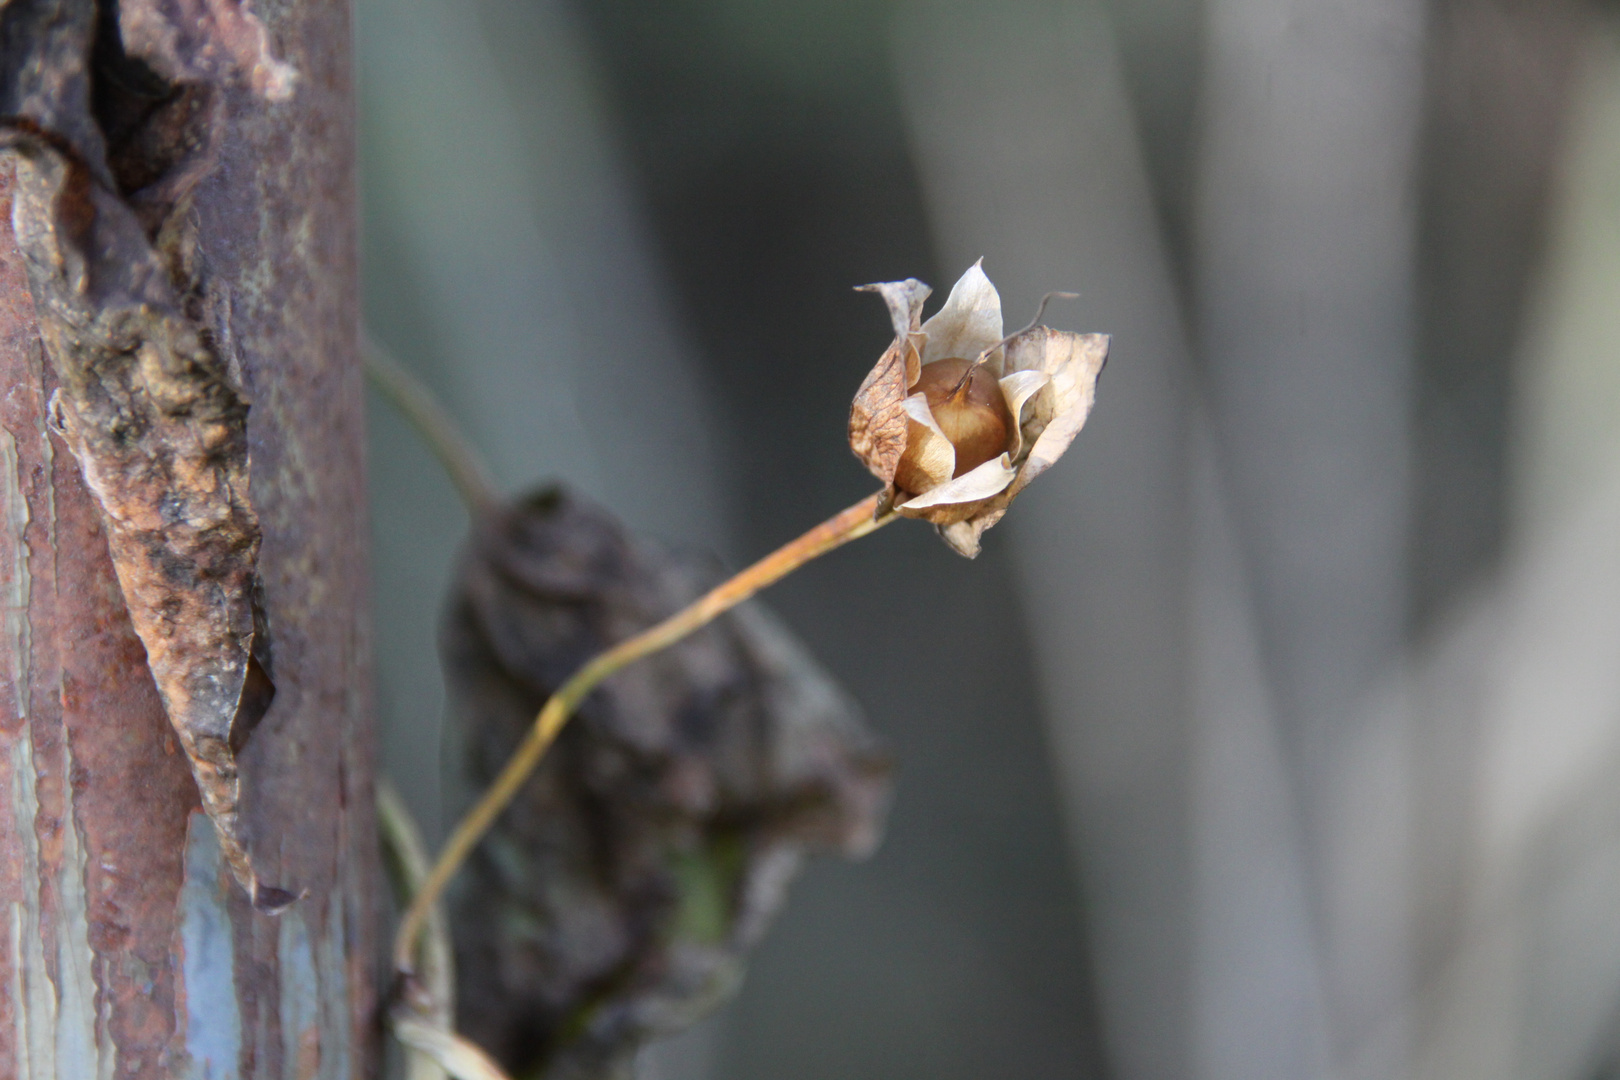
[443,488,891,1080]
[849,262,1109,557]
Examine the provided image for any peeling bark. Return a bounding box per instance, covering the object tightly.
[0,0,293,909]
[0,0,371,1076]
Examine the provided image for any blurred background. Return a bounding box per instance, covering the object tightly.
[356,0,1620,1076]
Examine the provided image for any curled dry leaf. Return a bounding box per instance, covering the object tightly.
[848,262,1110,557]
[444,488,891,1080]
[0,0,300,910]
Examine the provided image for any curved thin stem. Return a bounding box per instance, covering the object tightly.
[393,489,896,974]
[362,330,502,515]
[376,781,460,1080]
[380,787,515,1080]
[377,781,454,1012]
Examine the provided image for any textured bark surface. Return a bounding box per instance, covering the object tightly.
[0,0,373,1075]
[3,0,295,910]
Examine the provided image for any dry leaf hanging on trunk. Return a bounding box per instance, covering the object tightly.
[0,0,299,909]
[443,487,891,1080]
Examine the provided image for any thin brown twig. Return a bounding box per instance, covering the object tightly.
[360,344,521,1080]
[967,291,1081,371]
[378,780,515,1080]
[392,489,897,975]
[376,782,456,1080]
[362,330,502,515]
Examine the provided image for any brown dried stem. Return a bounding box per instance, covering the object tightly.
[379,779,515,1080]
[362,331,502,515]
[392,489,896,976]
[376,780,458,1080]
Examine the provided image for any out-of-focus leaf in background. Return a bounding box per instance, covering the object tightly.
[441,488,889,1079]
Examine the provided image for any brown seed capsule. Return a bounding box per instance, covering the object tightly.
[850,266,1110,556]
[914,358,1013,476]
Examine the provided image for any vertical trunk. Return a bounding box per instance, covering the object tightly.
[0,1,373,1077]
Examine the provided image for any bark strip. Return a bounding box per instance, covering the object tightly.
[0,0,296,910]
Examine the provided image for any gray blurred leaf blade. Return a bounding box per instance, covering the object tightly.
[443,487,892,1079]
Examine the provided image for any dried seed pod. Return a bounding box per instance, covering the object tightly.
[902,357,1013,489]
[850,263,1109,557]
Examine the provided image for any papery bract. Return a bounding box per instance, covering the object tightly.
[848,262,1108,556]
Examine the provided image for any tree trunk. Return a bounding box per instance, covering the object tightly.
[0,2,374,1077]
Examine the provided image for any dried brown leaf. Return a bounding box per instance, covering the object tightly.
[444,488,891,1079]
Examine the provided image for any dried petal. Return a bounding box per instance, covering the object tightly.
[892,394,955,496]
[858,277,931,343]
[937,516,998,559]
[848,279,930,486]
[934,327,1109,558]
[919,259,1004,373]
[848,338,917,486]
[998,368,1051,461]
[1001,327,1109,495]
[897,454,1017,522]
